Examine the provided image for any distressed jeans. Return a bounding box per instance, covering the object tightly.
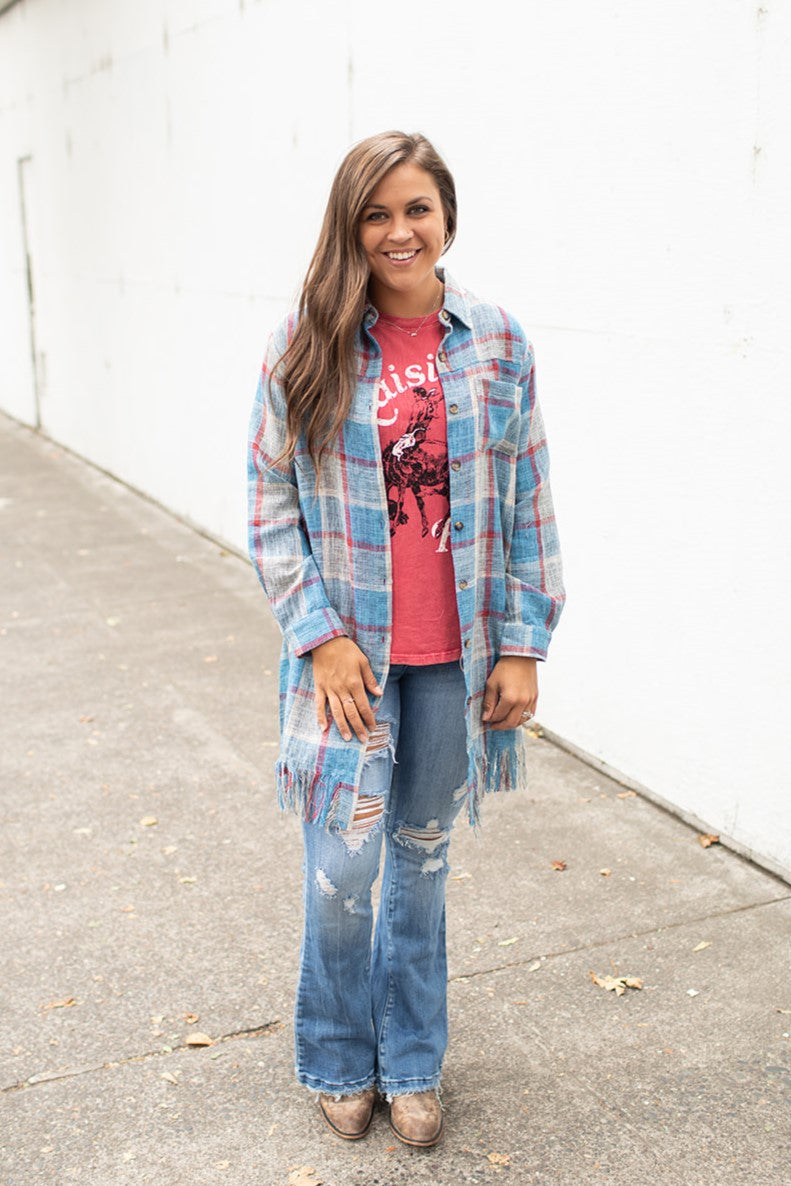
[295,660,469,1098]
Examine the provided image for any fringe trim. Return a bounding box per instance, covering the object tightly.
[465,730,530,826]
[276,761,339,829]
[277,730,530,831]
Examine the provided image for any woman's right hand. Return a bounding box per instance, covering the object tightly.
[311,637,383,742]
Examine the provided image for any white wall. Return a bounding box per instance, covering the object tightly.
[1,0,789,877]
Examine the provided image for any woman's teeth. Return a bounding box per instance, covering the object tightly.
[387,251,417,260]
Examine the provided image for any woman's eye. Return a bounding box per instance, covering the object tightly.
[365,211,386,221]
[409,205,428,215]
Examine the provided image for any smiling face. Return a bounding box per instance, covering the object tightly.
[358,162,447,317]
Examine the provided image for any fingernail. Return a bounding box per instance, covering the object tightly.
[373,685,383,695]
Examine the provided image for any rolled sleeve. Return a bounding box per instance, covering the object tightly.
[500,341,565,660]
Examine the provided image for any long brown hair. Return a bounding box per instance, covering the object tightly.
[273,131,457,474]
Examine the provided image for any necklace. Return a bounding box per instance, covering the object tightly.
[374,278,445,337]
[377,309,440,338]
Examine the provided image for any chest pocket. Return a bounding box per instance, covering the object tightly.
[474,377,520,456]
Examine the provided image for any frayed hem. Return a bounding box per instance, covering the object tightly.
[299,1076,377,1099]
[464,730,530,825]
[380,1080,443,1103]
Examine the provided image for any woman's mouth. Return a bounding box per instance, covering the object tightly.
[384,249,419,262]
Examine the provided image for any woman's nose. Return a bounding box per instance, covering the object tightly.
[387,219,412,243]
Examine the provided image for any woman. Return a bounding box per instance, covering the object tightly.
[247,131,564,1147]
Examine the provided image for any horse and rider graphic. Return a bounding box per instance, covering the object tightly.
[381,386,451,549]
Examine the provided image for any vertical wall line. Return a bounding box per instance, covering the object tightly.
[16,154,40,430]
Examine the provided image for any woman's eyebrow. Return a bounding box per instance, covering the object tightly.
[362,195,435,210]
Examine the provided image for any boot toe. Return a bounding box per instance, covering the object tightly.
[318,1088,376,1140]
[389,1090,443,1147]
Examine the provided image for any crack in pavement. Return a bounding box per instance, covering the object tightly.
[1,1018,282,1094]
[448,892,791,983]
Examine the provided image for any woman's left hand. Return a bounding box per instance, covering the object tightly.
[481,656,538,730]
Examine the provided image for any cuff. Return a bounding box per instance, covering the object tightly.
[498,622,552,661]
[286,606,348,658]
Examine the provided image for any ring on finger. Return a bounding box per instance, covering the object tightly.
[342,696,355,704]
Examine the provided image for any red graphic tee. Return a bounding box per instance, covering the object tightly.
[371,312,462,665]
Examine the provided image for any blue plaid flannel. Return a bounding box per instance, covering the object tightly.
[248,269,565,829]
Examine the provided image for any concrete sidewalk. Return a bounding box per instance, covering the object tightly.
[1,412,788,1186]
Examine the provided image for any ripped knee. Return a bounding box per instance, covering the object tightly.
[395,818,452,874]
[341,792,385,853]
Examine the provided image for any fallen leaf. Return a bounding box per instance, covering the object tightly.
[498,937,518,947]
[488,1151,512,1166]
[160,1071,179,1085]
[183,1013,199,1024]
[525,724,543,738]
[179,876,197,885]
[617,790,637,799]
[79,715,94,724]
[550,860,567,871]
[287,1169,323,1186]
[599,868,612,876]
[686,988,700,997]
[184,1031,213,1046]
[41,997,77,1011]
[385,1144,397,1152]
[589,971,643,996]
[214,1162,230,1170]
[121,904,135,913]
[692,941,712,952]
[140,816,158,827]
[528,959,542,972]
[697,833,720,848]
[776,1008,791,1015]
[450,872,472,881]
[512,998,529,1005]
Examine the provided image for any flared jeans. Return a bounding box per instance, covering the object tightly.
[294,660,469,1097]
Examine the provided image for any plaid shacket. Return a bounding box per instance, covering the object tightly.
[247,269,565,830]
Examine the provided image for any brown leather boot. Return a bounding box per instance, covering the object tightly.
[389,1090,444,1147]
[318,1087,376,1140]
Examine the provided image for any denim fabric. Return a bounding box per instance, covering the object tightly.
[294,661,468,1097]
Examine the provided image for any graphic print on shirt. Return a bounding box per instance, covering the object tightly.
[377,351,450,553]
